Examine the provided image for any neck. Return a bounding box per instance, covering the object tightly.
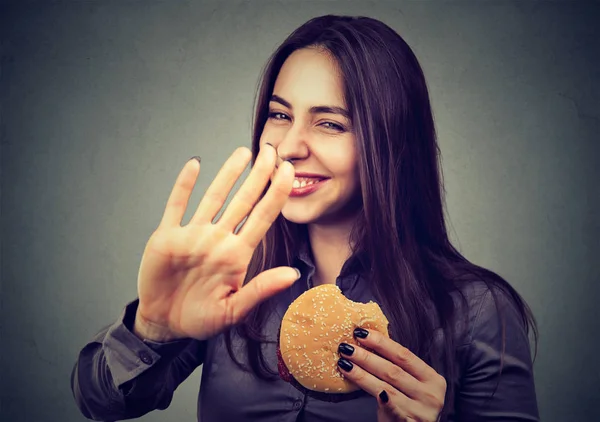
[307,218,356,287]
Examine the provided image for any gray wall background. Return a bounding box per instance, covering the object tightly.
[1,1,598,421]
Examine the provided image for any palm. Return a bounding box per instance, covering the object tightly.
[135,147,298,341]
[138,224,252,337]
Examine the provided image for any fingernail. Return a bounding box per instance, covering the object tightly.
[338,343,354,356]
[189,156,201,164]
[353,327,369,339]
[293,267,301,280]
[379,390,389,403]
[337,358,353,372]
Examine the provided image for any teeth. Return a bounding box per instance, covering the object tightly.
[293,177,323,189]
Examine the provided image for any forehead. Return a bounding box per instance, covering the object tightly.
[272,48,346,107]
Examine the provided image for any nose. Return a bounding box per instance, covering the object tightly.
[274,124,309,163]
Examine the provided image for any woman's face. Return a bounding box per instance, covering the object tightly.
[259,48,361,225]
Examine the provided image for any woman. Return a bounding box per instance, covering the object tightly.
[71,15,539,422]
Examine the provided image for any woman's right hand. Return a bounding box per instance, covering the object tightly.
[133,145,298,342]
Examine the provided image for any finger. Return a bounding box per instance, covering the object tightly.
[354,328,439,382]
[189,147,253,225]
[378,390,442,422]
[336,358,412,418]
[226,266,301,324]
[160,157,202,228]
[217,143,277,231]
[237,160,294,248]
[338,342,422,399]
[377,390,407,422]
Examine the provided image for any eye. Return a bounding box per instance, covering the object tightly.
[321,121,345,132]
[267,112,289,121]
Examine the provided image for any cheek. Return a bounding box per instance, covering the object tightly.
[258,131,269,148]
[260,124,287,146]
[335,156,360,199]
[328,150,358,183]
[258,126,272,146]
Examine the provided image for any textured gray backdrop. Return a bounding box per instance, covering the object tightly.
[1,1,598,421]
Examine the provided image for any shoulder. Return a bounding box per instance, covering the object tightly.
[449,280,530,348]
[446,282,539,419]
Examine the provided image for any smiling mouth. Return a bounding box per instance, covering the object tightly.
[292,177,325,188]
[290,177,329,197]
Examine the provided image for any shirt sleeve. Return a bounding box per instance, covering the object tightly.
[70,298,206,421]
[455,287,539,421]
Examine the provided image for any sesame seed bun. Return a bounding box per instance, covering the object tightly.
[278,284,389,401]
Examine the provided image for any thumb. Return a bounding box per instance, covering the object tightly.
[228,266,301,324]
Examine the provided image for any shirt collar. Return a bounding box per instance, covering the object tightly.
[293,235,369,290]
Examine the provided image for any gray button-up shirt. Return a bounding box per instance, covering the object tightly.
[71,246,539,421]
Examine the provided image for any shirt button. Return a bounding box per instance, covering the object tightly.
[139,351,153,365]
[292,399,303,410]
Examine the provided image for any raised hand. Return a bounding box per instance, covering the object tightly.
[133,145,299,342]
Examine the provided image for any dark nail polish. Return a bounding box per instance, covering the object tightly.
[338,343,354,356]
[189,156,201,164]
[354,327,369,339]
[337,358,353,372]
[379,390,389,403]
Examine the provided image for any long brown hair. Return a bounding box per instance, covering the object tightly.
[224,15,537,419]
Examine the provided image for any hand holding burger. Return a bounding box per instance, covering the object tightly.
[278,284,447,421]
[337,326,446,421]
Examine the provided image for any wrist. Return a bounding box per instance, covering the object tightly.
[133,309,182,342]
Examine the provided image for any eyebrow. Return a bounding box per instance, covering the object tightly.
[270,95,351,119]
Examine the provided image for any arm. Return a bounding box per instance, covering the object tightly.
[71,299,206,421]
[456,287,539,421]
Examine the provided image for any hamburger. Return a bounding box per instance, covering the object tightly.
[277,284,390,402]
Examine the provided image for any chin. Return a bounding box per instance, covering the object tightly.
[281,202,348,226]
[280,190,362,226]
[281,207,321,225]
